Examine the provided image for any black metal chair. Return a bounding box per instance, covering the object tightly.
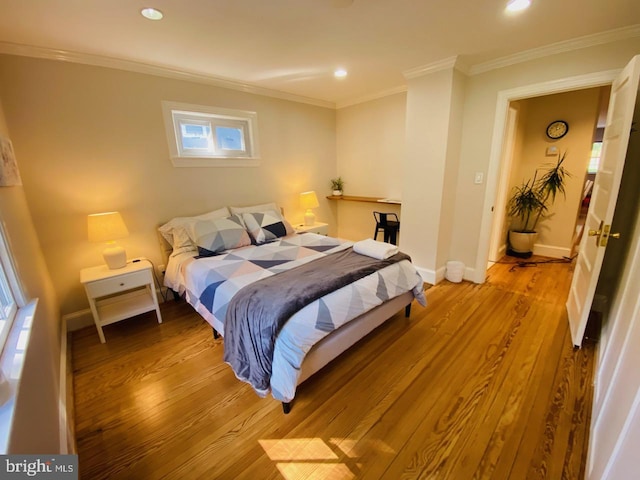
[373,211,400,245]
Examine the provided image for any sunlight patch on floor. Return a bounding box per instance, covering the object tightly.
[276,462,355,479]
[259,438,338,461]
[329,437,396,457]
[259,437,366,479]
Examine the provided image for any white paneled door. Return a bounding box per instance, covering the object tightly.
[566,55,640,348]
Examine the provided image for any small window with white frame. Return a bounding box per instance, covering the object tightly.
[0,222,26,352]
[162,101,260,167]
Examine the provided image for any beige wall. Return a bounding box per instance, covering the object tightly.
[507,88,601,256]
[1,38,639,314]
[337,92,406,199]
[0,97,63,452]
[450,36,640,273]
[402,67,463,281]
[340,38,640,281]
[0,55,337,315]
[335,93,406,241]
[436,69,466,268]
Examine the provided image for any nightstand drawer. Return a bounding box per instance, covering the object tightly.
[295,222,329,235]
[85,269,151,298]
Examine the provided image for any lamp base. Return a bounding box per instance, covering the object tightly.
[304,210,316,226]
[103,244,127,269]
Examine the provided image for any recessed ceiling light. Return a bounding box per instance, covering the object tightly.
[506,0,531,12]
[141,7,164,20]
[334,69,348,78]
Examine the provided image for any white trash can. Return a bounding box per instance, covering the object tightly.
[445,261,465,283]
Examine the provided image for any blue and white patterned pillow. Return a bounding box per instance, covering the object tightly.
[158,206,230,253]
[241,211,288,245]
[188,214,252,257]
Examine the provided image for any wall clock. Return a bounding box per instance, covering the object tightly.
[546,120,569,139]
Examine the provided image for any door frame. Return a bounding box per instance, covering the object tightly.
[474,69,621,283]
[487,105,518,265]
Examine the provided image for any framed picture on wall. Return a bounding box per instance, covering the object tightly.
[0,135,22,187]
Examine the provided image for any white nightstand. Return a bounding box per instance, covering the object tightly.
[295,222,329,235]
[80,259,162,343]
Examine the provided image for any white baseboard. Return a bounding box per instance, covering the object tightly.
[416,264,478,285]
[62,309,94,332]
[464,266,477,282]
[435,265,447,284]
[415,266,435,285]
[64,287,166,332]
[533,243,572,258]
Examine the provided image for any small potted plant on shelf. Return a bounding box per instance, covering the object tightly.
[507,152,570,257]
[330,177,344,196]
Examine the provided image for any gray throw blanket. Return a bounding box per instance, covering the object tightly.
[223,248,410,394]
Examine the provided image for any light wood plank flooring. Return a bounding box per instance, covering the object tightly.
[72,257,594,479]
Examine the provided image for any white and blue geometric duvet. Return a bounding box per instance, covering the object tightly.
[178,233,426,402]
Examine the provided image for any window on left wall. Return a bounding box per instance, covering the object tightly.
[162,101,260,167]
[0,223,25,351]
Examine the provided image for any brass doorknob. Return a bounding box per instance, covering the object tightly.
[610,232,621,239]
[588,229,601,237]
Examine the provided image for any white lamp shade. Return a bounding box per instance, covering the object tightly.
[299,191,319,210]
[88,212,129,242]
[88,212,129,269]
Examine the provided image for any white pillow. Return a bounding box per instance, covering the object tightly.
[158,207,230,251]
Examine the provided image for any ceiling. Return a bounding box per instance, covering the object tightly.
[0,0,639,107]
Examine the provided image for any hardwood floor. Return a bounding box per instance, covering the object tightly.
[72,257,595,479]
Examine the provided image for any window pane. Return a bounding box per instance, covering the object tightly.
[163,101,260,165]
[215,126,245,151]
[180,123,212,150]
[588,142,602,174]
[0,271,15,321]
[0,228,18,349]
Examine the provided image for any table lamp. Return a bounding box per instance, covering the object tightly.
[88,211,129,269]
[300,191,319,226]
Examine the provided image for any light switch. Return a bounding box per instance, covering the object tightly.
[474,172,484,184]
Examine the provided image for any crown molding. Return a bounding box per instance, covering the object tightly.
[469,24,640,76]
[403,56,470,80]
[336,84,407,109]
[2,24,637,110]
[0,41,335,109]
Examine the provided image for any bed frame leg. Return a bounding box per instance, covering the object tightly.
[212,328,220,339]
[172,289,180,301]
[282,402,292,414]
[405,303,411,317]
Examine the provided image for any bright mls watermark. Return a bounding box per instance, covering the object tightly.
[1,455,77,479]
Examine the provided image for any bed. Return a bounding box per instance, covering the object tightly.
[159,203,427,412]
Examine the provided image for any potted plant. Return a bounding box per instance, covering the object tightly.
[330,177,344,196]
[507,152,570,257]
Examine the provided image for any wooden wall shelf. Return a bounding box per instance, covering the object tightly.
[326,195,401,205]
